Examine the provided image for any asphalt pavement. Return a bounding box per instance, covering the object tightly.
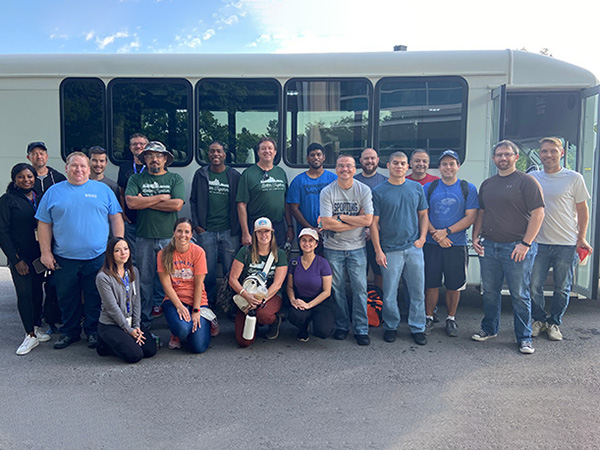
[0,267,599,450]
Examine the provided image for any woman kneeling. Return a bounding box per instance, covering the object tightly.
[158,218,211,353]
[96,237,157,363]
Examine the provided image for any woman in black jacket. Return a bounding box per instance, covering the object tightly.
[0,163,51,355]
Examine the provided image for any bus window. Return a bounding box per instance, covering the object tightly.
[108,78,193,166]
[60,78,106,159]
[284,79,371,167]
[376,77,467,166]
[197,79,280,166]
[505,92,580,172]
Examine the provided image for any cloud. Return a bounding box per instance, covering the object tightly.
[84,31,95,41]
[50,34,70,40]
[95,31,129,49]
[203,29,215,40]
[117,35,141,53]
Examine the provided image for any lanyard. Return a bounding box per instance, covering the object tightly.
[122,270,131,315]
[133,162,145,174]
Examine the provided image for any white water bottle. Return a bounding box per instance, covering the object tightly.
[242,313,257,341]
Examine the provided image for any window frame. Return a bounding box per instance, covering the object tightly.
[283,77,373,169]
[374,76,468,168]
[60,77,107,161]
[107,77,194,167]
[195,77,282,168]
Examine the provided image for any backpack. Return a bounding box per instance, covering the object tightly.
[367,284,383,327]
[426,179,469,204]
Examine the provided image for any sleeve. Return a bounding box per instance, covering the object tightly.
[105,185,122,215]
[276,248,288,267]
[156,249,165,273]
[124,174,140,197]
[466,183,479,210]
[193,245,208,276]
[96,272,133,333]
[360,184,374,215]
[170,174,186,201]
[132,268,142,329]
[417,185,428,211]
[478,180,487,210]
[287,257,297,276]
[286,175,301,204]
[319,256,332,277]
[236,169,250,204]
[372,188,380,217]
[523,175,545,212]
[573,173,591,203]
[234,246,248,264]
[319,186,333,218]
[0,196,20,265]
[34,191,53,223]
[117,164,128,189]
[189,169,200,226]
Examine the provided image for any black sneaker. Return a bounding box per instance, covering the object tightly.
[53,334,81,349]
[432,312,440,323]
[383,329,397,343]
[333,329,348,340]
[412,332,427,346]
[265,314,282,340]
[297,327,310,342]
[425,318,434,335]
[87,334,98,348]
[445,319,459,337]
[355,334,370,346]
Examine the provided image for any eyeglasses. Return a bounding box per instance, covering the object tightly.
[262,171,269,181]
[494,152,517,159]
[336,164,355,169]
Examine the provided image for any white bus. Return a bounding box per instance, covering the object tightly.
[1,50,598,297]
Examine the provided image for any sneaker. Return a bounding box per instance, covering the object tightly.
[445,319,459,337]
[412,332,427,345]
[151,305,163,318]
[34,326,51,342]
[432,312,440,323]
[265,314,282,340]
[471,330,497,342]
[355,334,370,346]
[531,320,547,337]
[333,329,348,340]
[519,341,535,354]
[168,335,182,349]
[547,324,563,341]
[383,329,397,343]
[425,318,434,335]
[53,334,81,349]
[297,328,310,342]
[16,334,39,355]
[87,334,98,349]
[210,319,220,337]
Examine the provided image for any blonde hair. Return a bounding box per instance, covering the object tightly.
[539,137,564,150]
[160,218,193,275]
[66,151,90,166]
[250,229,278,265]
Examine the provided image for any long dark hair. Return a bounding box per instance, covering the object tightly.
[7,163,37,193]
[101,237,135,283]
[160,217,194,275]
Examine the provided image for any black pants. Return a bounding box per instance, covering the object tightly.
[288,298,335,339]
[9,262,43,334]
[97,323,157,364]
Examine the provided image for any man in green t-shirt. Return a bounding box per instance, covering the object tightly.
[236,137,293,249]
[125,141,185,327]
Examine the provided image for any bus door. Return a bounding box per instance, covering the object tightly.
[490,85,506,177]
[572,86,600,300]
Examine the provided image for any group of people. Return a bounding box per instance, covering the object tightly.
[0,134,591,361]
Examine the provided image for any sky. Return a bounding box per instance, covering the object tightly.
[1,0,599,79]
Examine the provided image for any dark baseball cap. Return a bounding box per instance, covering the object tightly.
[438,149,460,163]
[27,141,48,154]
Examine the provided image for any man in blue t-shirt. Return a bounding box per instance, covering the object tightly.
[287,143,337,234]
[371,152,429,346]
[423,150,478,338]
[37,152,124,350]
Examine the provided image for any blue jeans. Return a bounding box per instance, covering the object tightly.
[136,237,171,327]
[380,246,426,333]
[531,244,577,326]
[194,229,239,304]
[54,254,105,338]
[163,300,211,353]
[325,247,369,335]
[479,240,537,342]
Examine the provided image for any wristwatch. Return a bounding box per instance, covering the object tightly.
[521,241,532,248]
[192,308,200,313]
[446,227,452,235]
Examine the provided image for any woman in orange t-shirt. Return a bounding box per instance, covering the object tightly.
[158,218,210,353]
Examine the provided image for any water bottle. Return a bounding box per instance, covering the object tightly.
[242,310,257,341]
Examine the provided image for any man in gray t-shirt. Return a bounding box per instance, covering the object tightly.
[320,154,373,345]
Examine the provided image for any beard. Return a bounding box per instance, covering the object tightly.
[149,165,161,174]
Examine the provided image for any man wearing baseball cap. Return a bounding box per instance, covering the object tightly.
[26,141,66,197]
[125,141,185,328]
[423,150,479,337]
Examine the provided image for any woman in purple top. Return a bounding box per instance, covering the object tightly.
[286,228,335,341]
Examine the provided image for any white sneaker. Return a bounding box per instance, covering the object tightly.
[547,324,563,341]
[531,321,547,337]
[34,326,51,342]
[519,341,535,354]
[16,334,39,356]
